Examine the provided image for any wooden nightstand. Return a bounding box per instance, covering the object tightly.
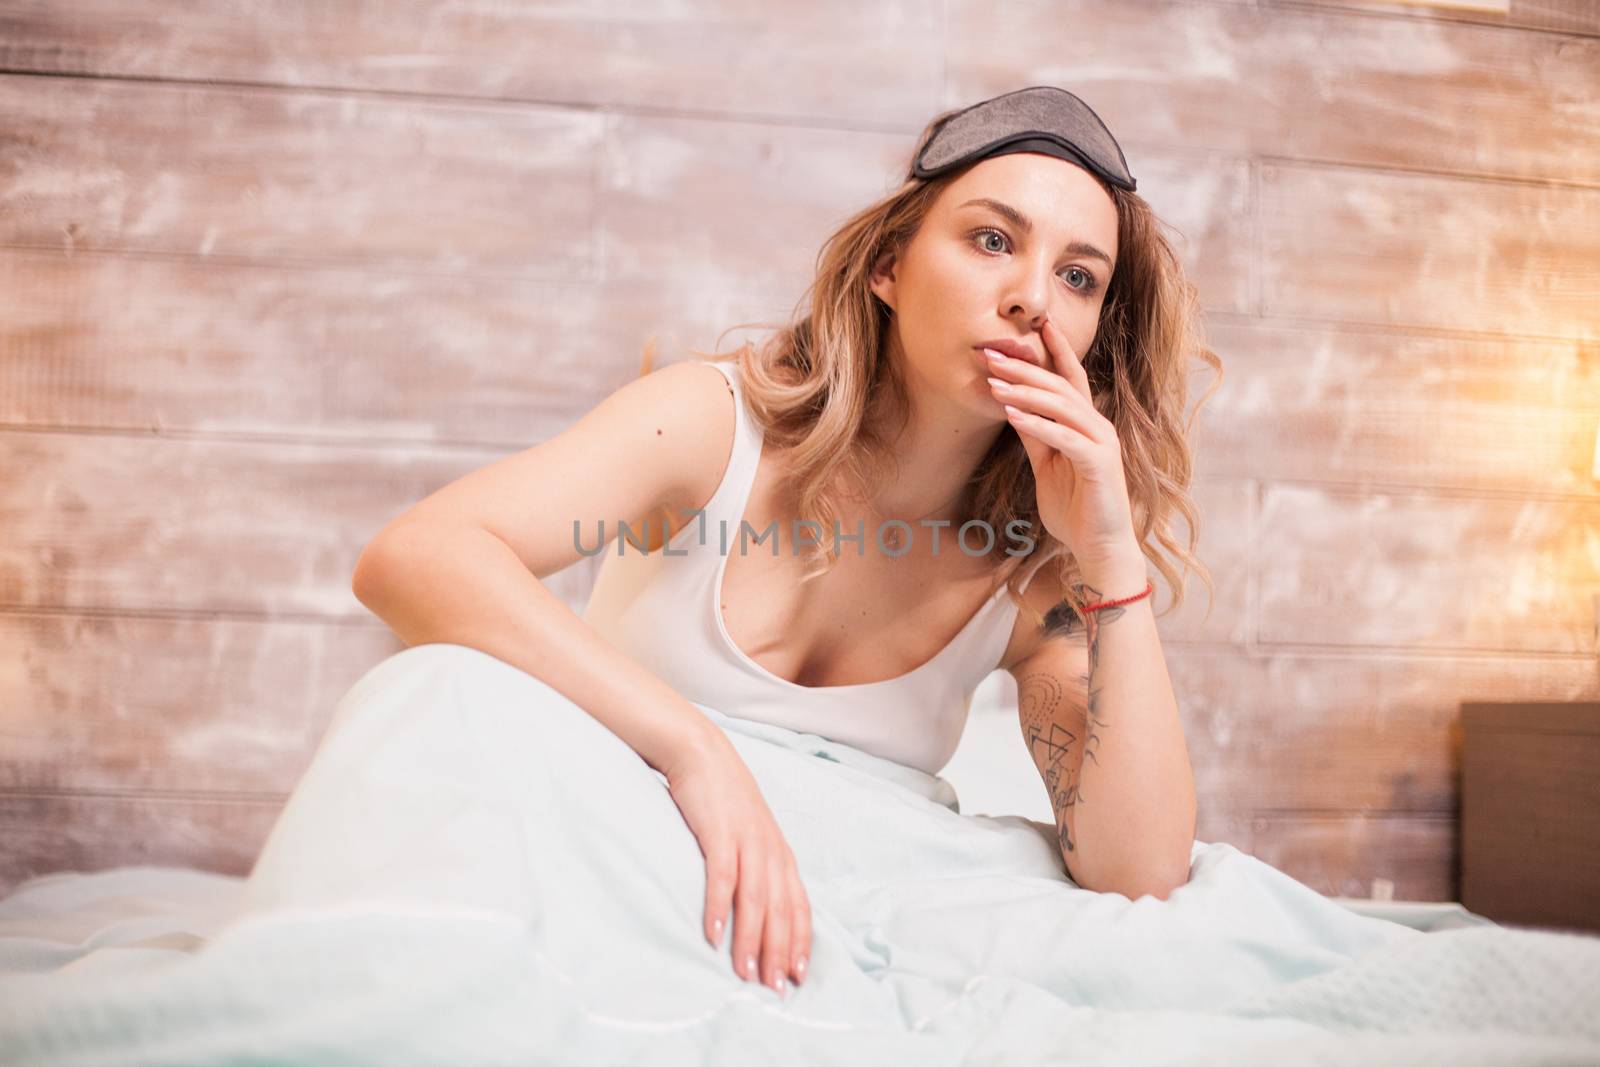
[1460,701,1600,934]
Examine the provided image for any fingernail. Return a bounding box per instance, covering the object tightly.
[987,376,1009,391]
[796,956,807,983]
[710,918,723,947]
[775,975,787,996]
[984,348,1005,362]
[745,954,757,979]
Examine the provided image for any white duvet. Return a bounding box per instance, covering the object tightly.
[2,642,1598,1066]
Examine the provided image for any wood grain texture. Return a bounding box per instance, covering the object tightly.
[0,247,788,441]
[0,793,283,890]
[1270,0,1600,37]
[0,0,944,122]
[1193,319,1600,495]
[1257,484,1599,652]
[1,0,1596,903]
[1460,701,1600,931]
[0,429,607,616]
[1248,812,1456,901]
[1175,649,1600,813]
[0,613,402,794]
[1260,162,1599,341]
[0,73,602,269]
[945,0,1600,185]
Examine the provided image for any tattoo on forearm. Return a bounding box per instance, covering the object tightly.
[1071,580,1126,731]
[1019,669,1097,857]
[1020,581,1127,861]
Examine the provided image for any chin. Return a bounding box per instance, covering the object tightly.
[967,378,1008,419]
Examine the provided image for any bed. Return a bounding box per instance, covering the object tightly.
[2,642,1597,1065]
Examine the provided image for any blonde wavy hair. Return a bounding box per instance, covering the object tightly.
[642,106,1223,631]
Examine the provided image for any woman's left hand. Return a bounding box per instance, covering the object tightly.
[984,316,1139,571]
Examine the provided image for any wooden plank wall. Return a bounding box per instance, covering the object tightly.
[1,0,1596,901]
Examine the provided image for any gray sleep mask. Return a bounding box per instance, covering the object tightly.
[910,85,1137,192]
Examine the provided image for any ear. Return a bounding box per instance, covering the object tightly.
[868,248,898,311]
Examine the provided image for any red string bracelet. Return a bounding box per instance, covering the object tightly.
[1082,578,1154,614]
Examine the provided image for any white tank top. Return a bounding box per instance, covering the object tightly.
[582,358,1033,776]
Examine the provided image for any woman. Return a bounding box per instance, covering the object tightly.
[342,86,1221,1003]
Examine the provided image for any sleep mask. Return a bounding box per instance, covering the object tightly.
[910,85,1137,192]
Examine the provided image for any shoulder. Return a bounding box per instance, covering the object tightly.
[648,356,737,406]
[645,358,741,516]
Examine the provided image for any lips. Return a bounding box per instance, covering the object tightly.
[972,337,1044,366]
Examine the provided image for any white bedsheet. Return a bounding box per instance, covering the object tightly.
[2,642,1597,1066]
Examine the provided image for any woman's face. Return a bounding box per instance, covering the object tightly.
[870,153,1119,418]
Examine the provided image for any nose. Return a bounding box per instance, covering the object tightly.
[1001,260,1053,332]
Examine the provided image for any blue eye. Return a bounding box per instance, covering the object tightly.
[971,227,1100,295]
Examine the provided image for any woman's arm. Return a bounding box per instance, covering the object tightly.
[1007,552,1196,900]
[353,520,728,777]
[351,360,743,778]
[352,359,813,994]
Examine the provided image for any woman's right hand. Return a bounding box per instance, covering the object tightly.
[663,733,812,996]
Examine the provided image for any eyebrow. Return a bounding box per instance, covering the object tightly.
[958,197,1115,269]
